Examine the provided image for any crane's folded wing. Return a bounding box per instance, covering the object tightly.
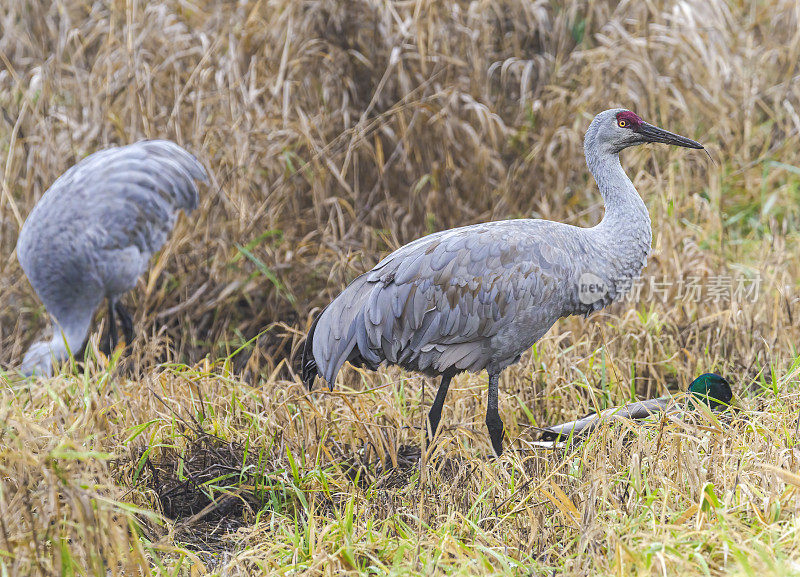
[311,219,594,382]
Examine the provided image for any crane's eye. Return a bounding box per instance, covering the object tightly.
[618,119,628,128]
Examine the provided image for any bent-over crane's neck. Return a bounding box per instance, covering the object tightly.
[52,313,91,359]
[584,140,652,293]
[21,311,93,376]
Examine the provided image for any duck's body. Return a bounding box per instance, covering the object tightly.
[539,373,733,443]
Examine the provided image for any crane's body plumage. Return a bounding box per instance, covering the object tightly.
[306,217,641,384]
[303,109,704,455]
[17,140,208,376]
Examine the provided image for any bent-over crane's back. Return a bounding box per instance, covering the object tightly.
[17,140,208,376]
[302,109,704,456]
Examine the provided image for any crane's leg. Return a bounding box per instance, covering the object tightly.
[115,301,135,347]
[102,299,118,355]
[486,372,505,457]
[427,372,453,442]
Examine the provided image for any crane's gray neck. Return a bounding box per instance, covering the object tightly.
[583,144,652,301]
[586,150,649,225]
[21,313,91,377]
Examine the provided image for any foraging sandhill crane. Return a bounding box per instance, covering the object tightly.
[17,140,208,377]
[302,109,704,456]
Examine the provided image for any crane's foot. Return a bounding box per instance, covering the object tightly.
[485,372,505,457]
[100,300,119,356]
[425,373,453,451]
[115,302,135,348]
[486,415,505,458]
[425,410,443,446]
[98,334,111,357]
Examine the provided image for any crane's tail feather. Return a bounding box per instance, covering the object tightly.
[301,312,322,390]
[302,273,380,391]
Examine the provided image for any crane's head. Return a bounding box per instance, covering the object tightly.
[20,340,56,377]
[587,109,704,155]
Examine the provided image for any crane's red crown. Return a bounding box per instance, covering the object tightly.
[615,110,643,129]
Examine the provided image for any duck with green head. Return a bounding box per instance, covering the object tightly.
[539,373,733,442]
[687,373,733,410]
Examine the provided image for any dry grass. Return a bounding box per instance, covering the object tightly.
[1,0,800,574]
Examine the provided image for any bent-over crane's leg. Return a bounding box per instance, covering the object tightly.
[486,372,505,457]
[427,372,454,442]
[115,301,135,346]
[101,299,118,355]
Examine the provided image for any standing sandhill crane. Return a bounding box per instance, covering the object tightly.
[17,140,208,377]
[302,109,704,456]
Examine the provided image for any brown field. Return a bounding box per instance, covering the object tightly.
[2,0,800,574]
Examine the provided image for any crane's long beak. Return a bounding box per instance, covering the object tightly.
[638,122,704,149]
